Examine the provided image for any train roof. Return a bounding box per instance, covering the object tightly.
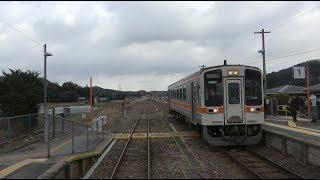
[168,64,261,88]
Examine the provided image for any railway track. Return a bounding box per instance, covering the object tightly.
[227,147,303,179]
[110,103,151,179]
[154,100,304,179]
[151,100,204,179]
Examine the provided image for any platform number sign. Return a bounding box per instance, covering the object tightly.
[293,66,305,79]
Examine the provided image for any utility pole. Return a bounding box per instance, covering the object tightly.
[254,29,270,97]
[90,77,93,114]
[43,44,52,158]
[305,65,312,120]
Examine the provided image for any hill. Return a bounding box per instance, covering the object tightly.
[267,59,320,88]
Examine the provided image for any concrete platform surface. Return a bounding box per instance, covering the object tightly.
[262,121,320,167]
[266,116,320,134]
[263,122,320,146]
[0,133,111,179]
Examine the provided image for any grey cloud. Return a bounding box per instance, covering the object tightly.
[0,1,318,91]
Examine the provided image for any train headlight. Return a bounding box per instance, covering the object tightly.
[228,70,239,76]
[250,108,255,112]
[213,108,219,113]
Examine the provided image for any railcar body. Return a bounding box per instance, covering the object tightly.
[168,63,264,146]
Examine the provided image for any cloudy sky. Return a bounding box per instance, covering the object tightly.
[0,1,319,91]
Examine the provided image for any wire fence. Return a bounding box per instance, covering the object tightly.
[48,113,106,156]
[0,107,107,156]
[0,113,45,145]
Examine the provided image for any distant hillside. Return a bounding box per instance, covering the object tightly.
[267,59,320,88]
[93,87,158,99]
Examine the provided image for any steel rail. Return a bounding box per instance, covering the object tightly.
[151,100,205,179]
[247,149,304,179]
[110,106,144,179]
[226,148,303,179]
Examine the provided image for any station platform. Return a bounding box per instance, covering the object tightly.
[263,116,320,166]
[266,115,320,133]
[0,134,111,179]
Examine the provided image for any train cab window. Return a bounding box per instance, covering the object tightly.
[204,70,223,106]
[228,83,240,104]
[245,69,262,106]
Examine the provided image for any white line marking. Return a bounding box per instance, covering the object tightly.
[169,123,178,133]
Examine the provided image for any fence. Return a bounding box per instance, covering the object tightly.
[0,113,45,145]
[47,113,106,156]
[0,109,106,156]
[277,105,308,118]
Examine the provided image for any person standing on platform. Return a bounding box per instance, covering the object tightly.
[288,95,299,122]
[310,94,318,122]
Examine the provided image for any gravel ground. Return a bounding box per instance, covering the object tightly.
[228,149,300,179]
[114,140,148,179]
[150,138,189,179]
[90,140,126,179]
[108,101,144,134]
[252,145,320,179]
[184,138,256,179]
[92,100,320,179]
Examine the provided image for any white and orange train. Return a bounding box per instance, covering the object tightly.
[168,61,264,146]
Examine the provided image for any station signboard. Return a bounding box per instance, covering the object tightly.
[293,66,305,79]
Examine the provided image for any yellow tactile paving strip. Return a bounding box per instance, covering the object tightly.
[0,158,47,179]
[0,137,74,179]
[114,132,200,140]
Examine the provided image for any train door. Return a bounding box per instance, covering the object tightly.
[224,79,244,124]
[191,82,196,122]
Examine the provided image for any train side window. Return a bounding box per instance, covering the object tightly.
[183,87,186,100]
[228,83,240,104]
[176,89,178,99]
[180,88,183,100]
[196,84,200,102]
[193,84,197,102]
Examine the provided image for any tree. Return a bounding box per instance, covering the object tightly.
[0,69,43,116]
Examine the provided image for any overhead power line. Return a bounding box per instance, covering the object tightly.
[247,48,320,65]
[271,2,319,30]
[0,17,43,47]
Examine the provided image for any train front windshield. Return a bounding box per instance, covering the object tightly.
[204,70,223,107]
[245,69,262,106]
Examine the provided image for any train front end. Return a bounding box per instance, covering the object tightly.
[201,65,264,146]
